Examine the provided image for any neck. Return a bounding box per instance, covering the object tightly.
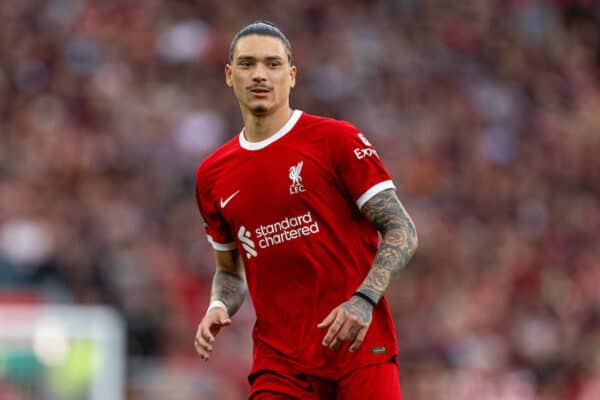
[241,104,293,142]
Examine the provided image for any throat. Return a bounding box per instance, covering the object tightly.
[243,108,294,143]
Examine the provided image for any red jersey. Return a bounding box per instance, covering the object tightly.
[196,110,398,380]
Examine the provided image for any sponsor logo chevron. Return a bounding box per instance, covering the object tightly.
[238,226,257,259]
[237,211,320,259]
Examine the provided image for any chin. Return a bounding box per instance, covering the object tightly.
[252,105,269,115]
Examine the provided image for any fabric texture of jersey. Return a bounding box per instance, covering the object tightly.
[196,110,398,380]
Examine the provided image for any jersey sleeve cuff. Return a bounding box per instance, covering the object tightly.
[356,180,396,209]
[207,235,237,251]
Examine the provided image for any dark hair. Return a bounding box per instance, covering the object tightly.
[229,21,292,63]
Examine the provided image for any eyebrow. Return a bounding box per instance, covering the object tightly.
[236,55,285,62]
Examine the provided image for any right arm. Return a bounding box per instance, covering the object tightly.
[210,249,247,316]
[194,249,247,361]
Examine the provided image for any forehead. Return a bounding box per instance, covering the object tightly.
[233,34,288,59]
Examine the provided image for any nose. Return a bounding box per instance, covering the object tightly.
[252,63,267,82]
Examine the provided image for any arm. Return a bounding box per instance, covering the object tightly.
[355,189,418,303]
[194,249,247,361]
[210,249,247,316]
[318,189,417,352]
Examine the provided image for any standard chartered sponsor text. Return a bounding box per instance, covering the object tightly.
[255,211,319,248]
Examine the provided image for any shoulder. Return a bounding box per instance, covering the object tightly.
[196,135,240,184]
[299,112,359,134]
[298,112,361,146]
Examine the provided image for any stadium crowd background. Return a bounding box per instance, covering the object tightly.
[0,0,599,398]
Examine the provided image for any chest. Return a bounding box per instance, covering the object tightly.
[214,144,341,226]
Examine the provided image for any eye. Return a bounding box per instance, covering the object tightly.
[268,61,281,68]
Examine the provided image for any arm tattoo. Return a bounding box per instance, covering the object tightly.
[211,269,247,316]
[358,189,418,303]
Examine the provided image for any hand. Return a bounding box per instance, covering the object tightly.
[194,308,231,361]
[317,296,373,352]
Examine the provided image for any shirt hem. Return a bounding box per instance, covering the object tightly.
[249,352,398,382]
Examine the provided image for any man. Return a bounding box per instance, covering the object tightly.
[194,21,417,399]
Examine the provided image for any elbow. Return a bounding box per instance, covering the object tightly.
[407,222,418,260]
[408,232,418,262]
[412,225,419,254]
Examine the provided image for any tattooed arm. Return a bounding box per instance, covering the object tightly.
[318,189,417,352]
[210,250,247,316]
[356,189,418,304]
[194,249,247,361]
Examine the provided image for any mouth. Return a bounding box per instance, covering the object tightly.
[249,87,271,97]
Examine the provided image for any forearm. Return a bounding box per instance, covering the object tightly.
[319,195,417,351]
[358,189,418,304]
[210,269,247,316]
[357,228,416,303]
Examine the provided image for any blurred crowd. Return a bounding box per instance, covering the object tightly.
[0,0,599,399]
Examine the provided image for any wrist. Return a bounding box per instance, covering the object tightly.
[352,291,377,308]
[207,300,228,314]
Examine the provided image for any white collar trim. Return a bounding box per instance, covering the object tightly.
[239,110,302,151]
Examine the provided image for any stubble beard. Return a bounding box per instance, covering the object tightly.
[252,105,268,115]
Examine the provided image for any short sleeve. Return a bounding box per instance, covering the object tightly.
[328,123,396,209]
[195,175,236,251]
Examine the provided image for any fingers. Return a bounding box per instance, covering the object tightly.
[194,326,213,361]
[330,337,343,350]
[338,324,359,342]
[194,335,211,361]
[317,309,337,329]
[201,323,215,345]
[331,322,359,350]
[349,327,367,352]
[207,308,231,326]
[319,307,370,351]
[321,312,344,347]
[194,312,231,362]
[218,314,232,326]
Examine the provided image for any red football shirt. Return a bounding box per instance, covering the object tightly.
[196,110,398,379]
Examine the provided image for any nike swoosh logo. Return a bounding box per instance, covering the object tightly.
[220,190,240,208]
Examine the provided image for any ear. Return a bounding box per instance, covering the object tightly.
[225,64,233,87]
[290,65,297,89]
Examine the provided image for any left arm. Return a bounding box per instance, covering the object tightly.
[355,189,418,303]
[318,189,418,352]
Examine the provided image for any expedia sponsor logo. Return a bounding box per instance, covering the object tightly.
[238,211,320,258]
[354,132,379,160]
[354,147,379,159]
[358,132,372,146]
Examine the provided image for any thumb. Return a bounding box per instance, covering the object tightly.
[217,312,231,326]
[317,309,337,329]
